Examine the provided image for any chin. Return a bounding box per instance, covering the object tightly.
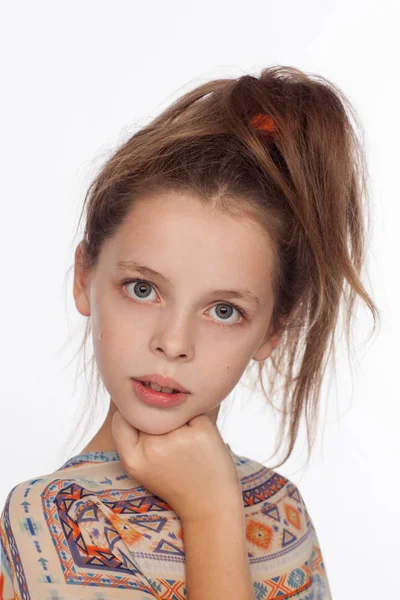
[132,417,186,436]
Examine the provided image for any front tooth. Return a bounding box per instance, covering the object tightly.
[149,382,175,393]
[149,382,162,391]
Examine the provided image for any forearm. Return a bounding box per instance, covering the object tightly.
[182,503,254,600]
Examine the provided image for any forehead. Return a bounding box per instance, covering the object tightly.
[118,190,272,251]
[104,190,276,296]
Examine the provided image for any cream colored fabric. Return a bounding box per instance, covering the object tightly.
[1,450,332,599]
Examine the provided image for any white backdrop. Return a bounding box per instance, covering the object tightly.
[0,0,398,596]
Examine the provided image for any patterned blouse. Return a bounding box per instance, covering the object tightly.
[0,449,332,599]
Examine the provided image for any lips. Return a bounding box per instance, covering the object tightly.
[133,374,190,394]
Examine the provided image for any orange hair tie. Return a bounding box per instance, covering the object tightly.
[250,113,276,133]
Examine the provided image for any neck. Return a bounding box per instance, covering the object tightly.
[79,400,119,454]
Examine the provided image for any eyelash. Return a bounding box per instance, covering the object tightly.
[119,278,247,329]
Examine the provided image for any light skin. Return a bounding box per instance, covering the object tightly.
[73,189,281,454]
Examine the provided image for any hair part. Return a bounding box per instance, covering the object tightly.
[60,65,380,469]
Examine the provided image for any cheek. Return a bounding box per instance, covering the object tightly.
[203,357,249,400]
[92,298,140,346]
[92,325,139,376]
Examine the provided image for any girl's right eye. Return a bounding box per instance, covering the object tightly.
[123,279,158,302]
[120,278,247,329]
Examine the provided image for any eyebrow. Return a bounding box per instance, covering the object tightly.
[116,260,261,308]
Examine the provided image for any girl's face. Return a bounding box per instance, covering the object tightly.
[73,190,278,435]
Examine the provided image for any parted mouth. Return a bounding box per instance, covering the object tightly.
[133,374,190,394]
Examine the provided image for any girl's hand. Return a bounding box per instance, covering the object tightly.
[111,409,242,524]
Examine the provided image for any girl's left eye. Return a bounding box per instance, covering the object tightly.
[119,278,247,329]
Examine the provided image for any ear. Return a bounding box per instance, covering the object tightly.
[73,242,91,317]
[252,323,281,362]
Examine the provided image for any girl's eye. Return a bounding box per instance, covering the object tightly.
[120,279,247,329]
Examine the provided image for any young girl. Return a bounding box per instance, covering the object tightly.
[0,65,379,599]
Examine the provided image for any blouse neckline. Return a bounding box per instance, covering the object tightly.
[58,450,121,470]
[58,445,238,471]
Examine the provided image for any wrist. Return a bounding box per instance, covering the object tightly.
[181,493,245,528]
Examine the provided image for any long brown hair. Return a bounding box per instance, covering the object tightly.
[61,65,380,469]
